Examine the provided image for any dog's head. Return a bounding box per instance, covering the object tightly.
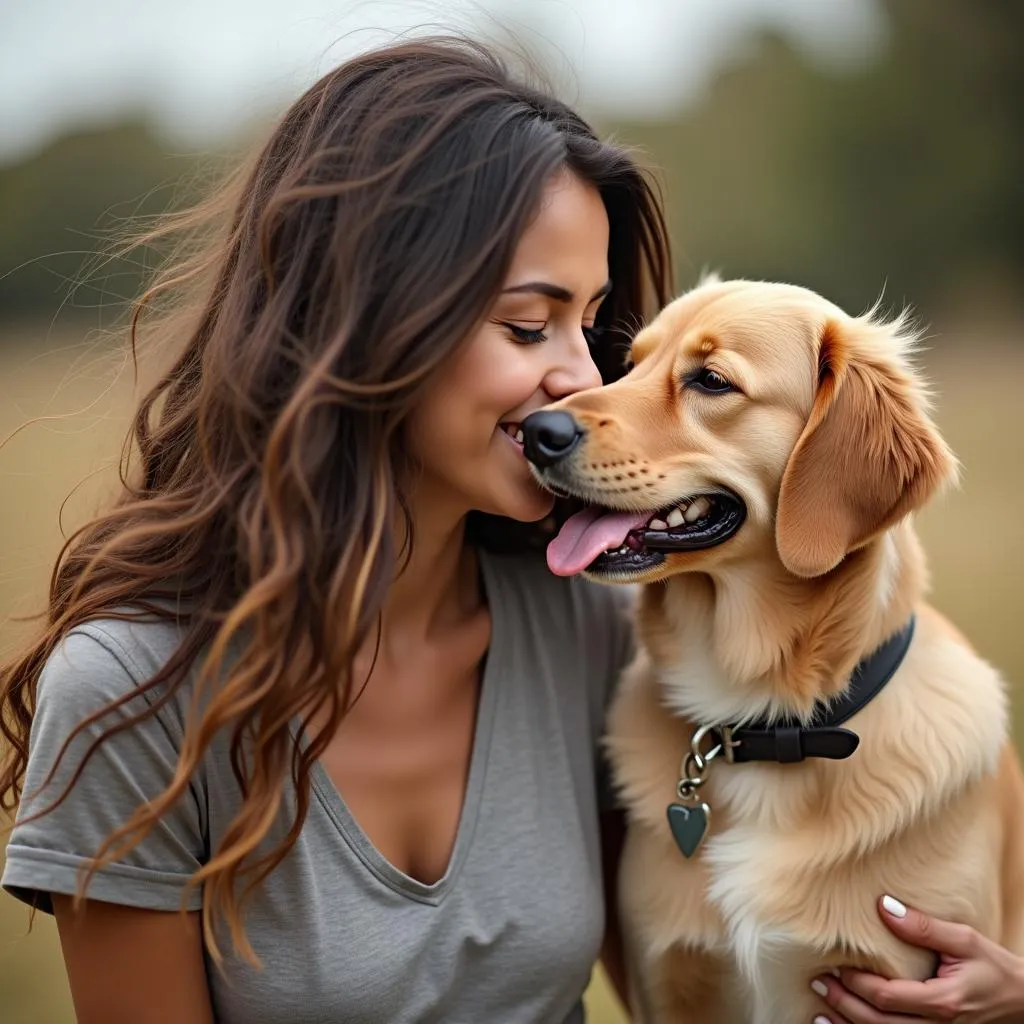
[524,277,957,583]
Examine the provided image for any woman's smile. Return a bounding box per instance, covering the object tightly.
[498,421,525,456]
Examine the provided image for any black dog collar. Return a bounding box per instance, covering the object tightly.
[710,616,916,765]
[666,617,917,859]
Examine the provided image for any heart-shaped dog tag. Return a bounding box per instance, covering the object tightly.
[667,801,711,858]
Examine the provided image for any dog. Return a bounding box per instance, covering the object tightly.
[521,277,1024,1023]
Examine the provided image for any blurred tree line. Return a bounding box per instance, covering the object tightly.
[607,0,1024,318]
[0,120,203,331]
[1,0,1021,337]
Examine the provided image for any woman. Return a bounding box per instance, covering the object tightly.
[1,36,1020,1024]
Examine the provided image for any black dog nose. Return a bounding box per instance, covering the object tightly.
[521,410,583,467]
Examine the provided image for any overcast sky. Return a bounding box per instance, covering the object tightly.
[1,0,885,163]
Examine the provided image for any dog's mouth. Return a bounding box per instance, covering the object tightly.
[546,491,746,578]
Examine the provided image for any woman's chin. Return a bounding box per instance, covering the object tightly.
[482,481,555,525]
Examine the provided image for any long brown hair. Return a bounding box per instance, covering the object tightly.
[0,36,671,961]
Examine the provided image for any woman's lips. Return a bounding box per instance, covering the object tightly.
[499,422,524,453]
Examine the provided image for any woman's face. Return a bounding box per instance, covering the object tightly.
[408,169,610,526]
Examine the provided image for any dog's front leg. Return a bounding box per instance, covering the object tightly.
[619,821,737,1021]
[638,944,737,1023]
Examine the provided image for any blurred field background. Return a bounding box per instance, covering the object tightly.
[1,1,1022,1021]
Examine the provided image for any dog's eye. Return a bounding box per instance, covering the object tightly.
[690,368,734,393]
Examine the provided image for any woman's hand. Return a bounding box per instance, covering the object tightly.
[810,895,1024,1024]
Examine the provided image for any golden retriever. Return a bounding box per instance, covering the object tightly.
[521,277,1024,1023]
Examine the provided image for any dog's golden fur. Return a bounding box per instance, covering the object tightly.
[542,278,1024,1022]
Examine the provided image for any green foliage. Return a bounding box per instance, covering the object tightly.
[599,0,1024,313]
[0,120,198,326]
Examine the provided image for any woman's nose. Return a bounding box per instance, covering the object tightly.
[546,336,602,398]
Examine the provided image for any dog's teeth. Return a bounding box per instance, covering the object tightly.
[684,497,710,522]
[666,507,685,528]
[649,517,668,531]
[513,428,524,444]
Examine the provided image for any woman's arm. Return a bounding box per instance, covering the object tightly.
[811,895,1024,1024]
[4,627,215,1021]
[599,809,631,1012]
[54,896,215,1024]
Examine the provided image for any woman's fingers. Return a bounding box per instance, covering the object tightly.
[811,970,917,1019]
[810,993,856,1024]
[877,894,980,959]
[839,969,965,1019]
[813,1013,852,1024]
[811,966,954,1024]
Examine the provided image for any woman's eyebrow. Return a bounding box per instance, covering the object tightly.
[502,280,613,303]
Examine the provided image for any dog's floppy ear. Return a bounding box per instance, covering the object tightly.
[776,318,957,578]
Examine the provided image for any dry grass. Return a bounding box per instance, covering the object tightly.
[1,321,1021,1023]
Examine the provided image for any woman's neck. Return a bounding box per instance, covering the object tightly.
[382,496,481,645]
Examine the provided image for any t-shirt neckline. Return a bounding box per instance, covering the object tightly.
[307,548,504,905]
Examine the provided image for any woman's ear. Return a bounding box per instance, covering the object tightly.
[775,319,958,578]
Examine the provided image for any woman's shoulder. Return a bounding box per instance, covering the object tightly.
[35,613,192,724]
[6,613,207,915]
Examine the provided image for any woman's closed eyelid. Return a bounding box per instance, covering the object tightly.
[492,315,603,347]
[499,321,548,344]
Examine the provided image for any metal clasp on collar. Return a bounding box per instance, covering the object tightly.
[676,724,745,801]
[676,724,723,801]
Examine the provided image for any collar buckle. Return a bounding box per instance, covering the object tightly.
[716,725,741,764]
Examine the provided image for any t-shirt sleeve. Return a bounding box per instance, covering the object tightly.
[591,585,637,813]
[2,624,206,914]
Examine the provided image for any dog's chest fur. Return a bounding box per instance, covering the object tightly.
[607,599,1008,1024]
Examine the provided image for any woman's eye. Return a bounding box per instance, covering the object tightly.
[582,325,605,347]
[690,368,734,393]
[503,323,548,345]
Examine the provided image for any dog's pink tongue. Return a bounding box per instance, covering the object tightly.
[546,507,649,576]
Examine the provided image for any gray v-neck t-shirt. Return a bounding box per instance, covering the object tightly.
[3,550,634,1023]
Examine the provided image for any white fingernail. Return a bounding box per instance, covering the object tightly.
[814,1017,832,1024]
[811,979,829,997]
[882,894,907,918]
[829,967,840,978]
